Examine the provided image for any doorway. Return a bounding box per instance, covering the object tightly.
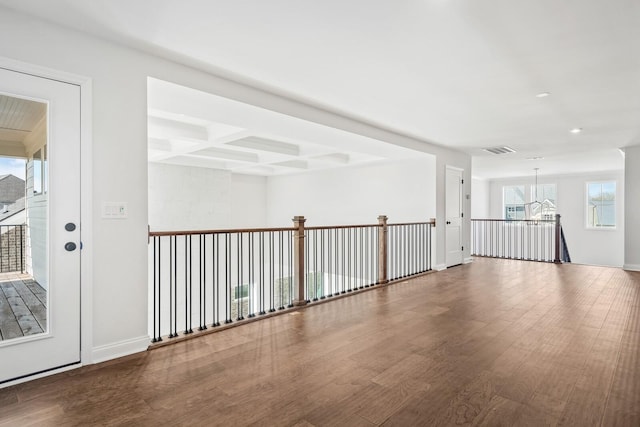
[0,67,81,384]
[445,166,464,267]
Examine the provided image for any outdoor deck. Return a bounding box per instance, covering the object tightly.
[0,273,46,341]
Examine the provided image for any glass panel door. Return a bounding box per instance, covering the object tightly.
[0,68,81,385]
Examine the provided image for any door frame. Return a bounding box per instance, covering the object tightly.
[0,56,93,381]
[445,165,464,268]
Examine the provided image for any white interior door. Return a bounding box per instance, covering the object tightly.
[0,67,81,384]
[445,166,463,267]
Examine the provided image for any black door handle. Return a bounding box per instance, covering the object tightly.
[446,221,451,225]
[65,242,77,252]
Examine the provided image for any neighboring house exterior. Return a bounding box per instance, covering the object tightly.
[0,196,25,225]
[0,175,25,272]
[0,174,25,210]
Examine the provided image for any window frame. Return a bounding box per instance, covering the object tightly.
[31,145,47,197]
[233,283,252,301]
[530,183,557,221]
[503,185,526,220]
[585,181,617,230]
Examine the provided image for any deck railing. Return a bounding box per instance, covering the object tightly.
[0,224,25,273]
[149,216,435,343]
[471,214,569,263]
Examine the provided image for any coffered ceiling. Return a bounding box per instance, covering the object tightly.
[147,78,421,176]
[147,112,386,176]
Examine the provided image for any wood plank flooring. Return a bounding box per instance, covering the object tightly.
[0,258,639,426]
[0,273,46,341]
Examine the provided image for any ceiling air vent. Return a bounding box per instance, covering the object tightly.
[483,146,516,155]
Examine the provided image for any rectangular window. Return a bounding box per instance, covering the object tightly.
[503,185,525,220]
[31,146,47,196]
[587,182,616,228]
[43,145,48,194]
[530,183,557,220]
[33,148,42,195]
[233,283,251,300]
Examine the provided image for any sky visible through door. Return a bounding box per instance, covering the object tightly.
[0,157,25,179]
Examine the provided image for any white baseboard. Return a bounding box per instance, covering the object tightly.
[91,335,150,364]
[433,264,447,271]
[623,264,640,272]
[1,363,81,389]
[463,257,473,264]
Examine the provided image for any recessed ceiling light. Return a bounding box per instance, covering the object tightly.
[536,92,550,98]
[570,128,582,134]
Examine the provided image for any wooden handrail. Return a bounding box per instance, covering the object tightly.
[470,218,556,223]
[304,221,436,231]
[305,223,380,231]
[149,226,295,237]
[470,215,565,263]
[150,220,436,237]
[388,220,436,227]
[149,214,436,343]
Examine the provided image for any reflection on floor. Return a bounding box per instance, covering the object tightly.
[0,272,46,341]
[1,259,639,424]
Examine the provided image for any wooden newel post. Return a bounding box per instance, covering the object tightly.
[292,215,307,306]
[378,215,388,285]
[554,214,562,264]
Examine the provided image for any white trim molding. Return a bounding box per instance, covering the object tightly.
[0,54,94,374]
[0,363,81,389]
[91,336,150,364]
[463,257,473,264]
[623,264,640,272]
[433,263,447,271]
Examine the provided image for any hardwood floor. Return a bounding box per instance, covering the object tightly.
[1,258,639,426]
[0,273,46,341]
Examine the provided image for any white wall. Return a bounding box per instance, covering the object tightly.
[624,145,640,270]
[149,163,230,231]
[471,178,490,219]
[25,159,47,290]
[488,171,625,267]
[266,151,471,270]
[0,6,471,365]
[230,174,267,228]
[148,163,267,231]
[23,113,47,289]
[266,157,436,227]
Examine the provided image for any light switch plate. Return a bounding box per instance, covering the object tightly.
[102,202,128,219]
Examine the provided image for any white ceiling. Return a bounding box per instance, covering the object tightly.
[148,78,425,176]
[0,94,46,157]
[2,0,639,178]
